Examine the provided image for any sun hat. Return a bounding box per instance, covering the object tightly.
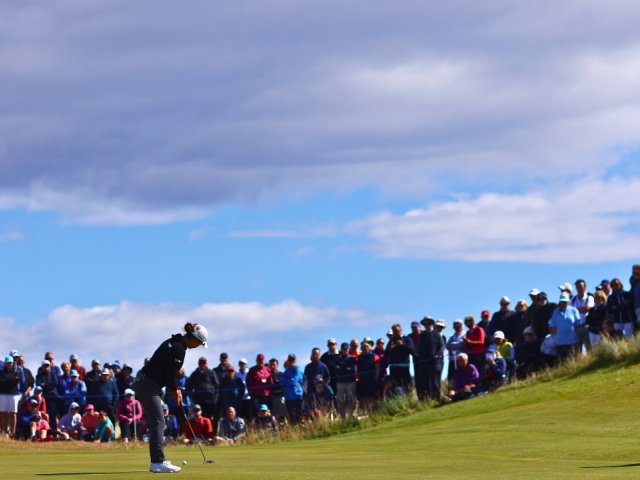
[435,319,446,328]
[500,296,510,305]
[420,316,435,326]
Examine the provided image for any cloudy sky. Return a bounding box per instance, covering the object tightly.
[2,1,640,373]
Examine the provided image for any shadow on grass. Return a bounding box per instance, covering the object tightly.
[581,463,640,469]
[36,472,142,476]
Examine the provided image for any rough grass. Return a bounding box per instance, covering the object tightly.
[2,337,640,479]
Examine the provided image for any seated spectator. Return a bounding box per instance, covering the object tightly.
[481,346,507,392]
[162,403,179,443]
[255,404,277,435]
[514,327,544,379]
[184,404,214,445]
[493,331,515,379]
[540,333,558,366]
[216,406,246,445]
[116,388,143,443]
[16,398,40,440]
[381,374,404,402]
[93,409,115,443]
[448,353,480,403]
[29,386,48,421]
[58,402,82,439]
[304,376,335,419]
[30,411,51,441]
[81,404,100,441]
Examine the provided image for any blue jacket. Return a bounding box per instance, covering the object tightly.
[281,365,304,400]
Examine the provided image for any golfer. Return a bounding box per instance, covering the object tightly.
[137,322,208,473]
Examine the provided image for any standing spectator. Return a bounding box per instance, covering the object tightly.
[508,300,528,345]
[60,369,87,411]
[356,340,379,413]
[247,354,273,417]
[268,358,287,423]
[81,404,99,441]
[409,321,424,399]
[116,388,143,443]
[586,290,608,347]
[166,368,190,434]
[213,353,230,382]
[549,293,580,360]
[529,292,556,339]
[69,354,87,381]
[478,310,491,338]
[183,404,214,445]
[524,289,541,328]
[236,358,251,421]
[445,320,466,389]
[335,342,357,418]
[218,365,245,414]
[92,369,119,423]
[631,264,640,325]
[373,338,387,395]
[84,359,103,398]
[281,354,304,424]
[571,279,594,352]
[186,357,219,423]
[607,277,634,338]
[216,406,246,445]
[463,315,486,375]
[35,360,61,430]
[115,364,135,400]
[320,339,339,395]
[514,327,544,379]
[384,324,415,395]
[303,348,331,398]
[12,351,35,401]
[0,355,20,437]
[417,317,445,401]
[38,352,63,380]
[598,279,612,297]
[487,296,515,341]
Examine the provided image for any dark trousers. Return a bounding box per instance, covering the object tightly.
[136,376,165,464]
[423,362,443,400]
[285,398,302,424]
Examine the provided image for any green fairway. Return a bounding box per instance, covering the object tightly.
[3,362,640,479]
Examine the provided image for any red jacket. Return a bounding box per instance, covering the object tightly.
[186,416,213,439]
[247,365,273,397]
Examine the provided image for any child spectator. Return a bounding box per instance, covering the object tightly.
[30,411,51,441]
[81,404,100,441]
[93,410,115,443]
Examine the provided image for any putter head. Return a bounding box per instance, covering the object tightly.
[203,459,215,464]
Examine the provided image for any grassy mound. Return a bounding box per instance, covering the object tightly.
[2,338,640,479]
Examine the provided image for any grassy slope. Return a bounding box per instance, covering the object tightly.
[2,362,640,479]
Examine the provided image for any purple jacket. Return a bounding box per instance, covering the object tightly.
[454,364,479,392]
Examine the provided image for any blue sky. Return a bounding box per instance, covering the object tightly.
[2,1,640,373]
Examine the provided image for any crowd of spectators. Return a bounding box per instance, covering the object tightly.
[1,264,639,444]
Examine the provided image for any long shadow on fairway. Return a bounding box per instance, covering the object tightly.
[36,472,142,476]
[582,463,640,469]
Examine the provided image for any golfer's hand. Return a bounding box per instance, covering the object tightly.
[172,389,183,406]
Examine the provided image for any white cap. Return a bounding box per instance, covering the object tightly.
[558,283,573,294]
[192,324,208,348]
[529,288,540,297]
[239,358,248,365]
[493,331,505,340]
[124,388,135,396]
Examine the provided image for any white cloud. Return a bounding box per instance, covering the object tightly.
[355,177,640,263]
[3,300,403,374]
[0,229,25,241]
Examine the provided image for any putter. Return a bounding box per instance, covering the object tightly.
[183,410,215,464]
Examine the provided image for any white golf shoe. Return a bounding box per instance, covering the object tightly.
[149,460,181,473]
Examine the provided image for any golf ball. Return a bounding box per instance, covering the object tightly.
[182,460,187,465]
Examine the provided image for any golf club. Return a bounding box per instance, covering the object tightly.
[183,410,215,464]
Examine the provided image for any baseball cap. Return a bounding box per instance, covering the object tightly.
[70,354,79,361]
[111,361,122,369]
[559,293,571,302]
[411,321,421,328]
[162,404,169,411]
[523,326,535,336]
[4,355,14,363]
[124,388,135,396]
[225,364,236,372]
[29,398,38,405]
[220,352,229,360]
[453,319,463,326]
[493,331,505,340]
[340,342,349,349]
[537,291,548,300]
[91,359,101,365]
[34,386,43,392]
[193,404,202,411]
[528,288,540,297]
[481,310,491,317]
[191,324,208,348]
[259,404,269,412]
[327,338,337,345]
[70,369,79,377]
[256,353,265,361]
[239,358,248,365]
[558,282,573,293]
[70,402,80,409]
[362,336,374,346]
[101,369,110,375]
[9,349,21,358]
[85,404,94,410]
[41,360,51,366]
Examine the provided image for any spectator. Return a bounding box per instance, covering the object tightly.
[218,365,245,414]
[487,296,515,341]
[607,277,634,338]
[493,331,515,379]
[92,369,119,423]
[524,288,541,328]
[417,316,445,401]
[571,279,594,352]
[184,404,214,445]
[115,364,135,400]
[356,340,379,413]
[384,324,415,395]
[30,411,51,441]
[304,376,335,419]
[409,320,424,399]
[213,353,230,382]
[30,386,48,421]
[216,406,246,445]
[514,327,544,379]
[478,310,491,339]
[303,348,331,399]
[84,359,103,397]
[69,354,87,381]
[463,315,486,375]
[255,404,277,435]
[59,361,71,386]
[58,402,82,439]
[335,342,357,418]
[586,290,608,347]
[448,353,480,403]
[81,404,100,441]
[445,320,466,389]
[38,352,63,381]
[281,354,304,424]
[12,352,35,400]
[548,293,580,360]
[186,357,219,422]
[35,360,61,430]
[247,354,273,417]
[373,337,388,395]
[166,367,190,434]
[320,339,339,396]
[268,358,287,423]
[162,403,179,443]
[509,300,528,345]
[60,369,87,411]
[481,345,507,392]
[632,264,640,325]
[16,398,40,440]
[93,409,115,443]
[236,358,251,421]
[529,292,556,340]
[0,355,20,437]
[116,388,143,443]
